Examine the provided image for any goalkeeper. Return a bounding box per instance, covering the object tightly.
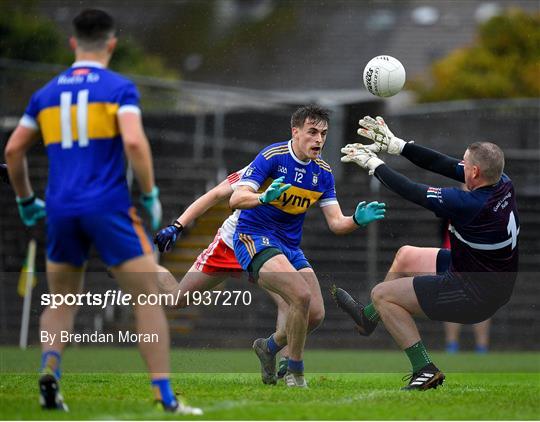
[335,116,519,390]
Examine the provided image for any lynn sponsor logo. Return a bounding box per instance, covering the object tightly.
[279,191,311,209]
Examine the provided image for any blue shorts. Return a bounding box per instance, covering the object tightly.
[47,207,153,267]
[233,231,311,272]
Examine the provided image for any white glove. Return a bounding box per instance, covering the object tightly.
[357,116,410,155]
[341,145,385,175]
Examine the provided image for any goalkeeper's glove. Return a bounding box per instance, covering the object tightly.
[154,220,183,253]
[341,145,385,175]
[140,186,162,231]
[16,194,46,227]
[258,176,291,204]
[353,201,386,226]
[356,116,410,155]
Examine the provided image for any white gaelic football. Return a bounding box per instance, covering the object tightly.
[363,55,406,97]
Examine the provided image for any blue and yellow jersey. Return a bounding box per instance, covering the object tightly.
[236,140,338,248]
[19,61,139,216]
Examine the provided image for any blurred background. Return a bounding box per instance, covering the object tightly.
[0,0,538,353]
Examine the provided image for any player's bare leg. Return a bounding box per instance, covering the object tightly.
[267,268,323,383]
[444,322,461,353]
[299,268,325,332]
[273,268,325,342]
[267,291,290,378]
[39,261,85,410]
[334,246,439,335]
[371,277,425,346]
[371,277,444,390]
[333,248,445,390]
[110,255,202,414]
[156,264,224,308]
[41,262,85,355]
[384,246,439,281]
[256,255,310,386]
[110,255,170,377]
[473,319,491,353]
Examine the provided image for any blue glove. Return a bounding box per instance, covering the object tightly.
[16,194,46,227]
[154,220,183,253]
[258,176,291,204]
[140,186,162,231]
[353,201,386,226]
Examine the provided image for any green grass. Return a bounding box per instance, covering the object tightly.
[1,347,539,420]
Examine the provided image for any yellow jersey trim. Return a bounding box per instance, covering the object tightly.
[38,102,120,146]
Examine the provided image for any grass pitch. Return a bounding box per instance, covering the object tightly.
[1,347,539,420]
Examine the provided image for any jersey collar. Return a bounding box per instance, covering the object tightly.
[72,60,105,69]
[288,140,311,165]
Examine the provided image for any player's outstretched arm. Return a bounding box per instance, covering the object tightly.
[4,125,46,226]
[341,145,433,211]
[374,165,431,210]
[400,143,464,183]
[176,178,233,227]
[355,115,464,182]
[321,202,386,235]
[154,178,233,253]
[118,111,162,230]
[229,176,291,209]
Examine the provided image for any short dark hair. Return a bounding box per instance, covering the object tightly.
[467,141,505,183]
[291,104,330,129]
[73,9,115,50]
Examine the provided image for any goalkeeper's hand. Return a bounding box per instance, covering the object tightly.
[341,145,385,175]
[353,201,386,226]
[356,116,409,155]
[140,186,162,231]
[258,176,291,204]
[154,220,183,253]
[16,194,46,227]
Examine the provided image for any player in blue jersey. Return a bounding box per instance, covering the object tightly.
[230,105,386,387]
[334,116,519,390]
[4,10,200,415]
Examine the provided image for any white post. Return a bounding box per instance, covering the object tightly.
[19,238,37,349]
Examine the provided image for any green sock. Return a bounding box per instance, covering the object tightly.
[405,341,432,373]
[363,303,380,322]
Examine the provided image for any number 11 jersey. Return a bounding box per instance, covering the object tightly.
[19,60,139,216]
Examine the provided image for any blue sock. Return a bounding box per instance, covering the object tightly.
[446,341,459,354]
[151,378,176,408]
[266,335,284,356]
[288,359,304,374]
[40,351,62,379]
[475,345,488,354]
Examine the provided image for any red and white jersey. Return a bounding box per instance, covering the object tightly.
[219,167,247,249]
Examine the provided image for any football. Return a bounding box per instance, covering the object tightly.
[363,55,406,97]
